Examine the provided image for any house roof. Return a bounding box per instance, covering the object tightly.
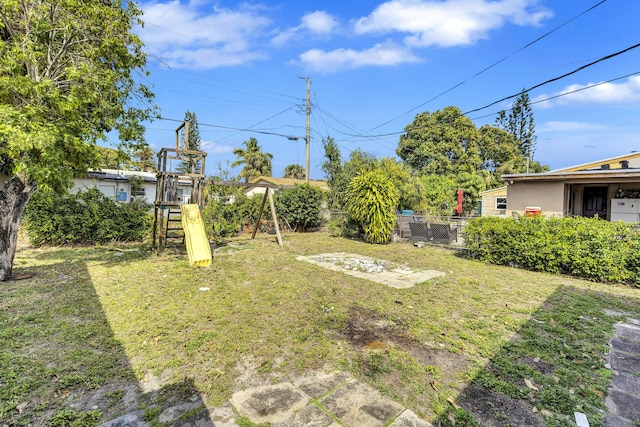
[479,186,507,196]
[549,151,640,173]
[503,152,640,183]
[247,176,330,191]
[87,169,157,183]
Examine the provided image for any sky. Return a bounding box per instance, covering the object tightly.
[126,0,640,180]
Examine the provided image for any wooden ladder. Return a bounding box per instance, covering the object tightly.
[165,209,185,246]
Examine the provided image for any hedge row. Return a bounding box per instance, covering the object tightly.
[24,188,152,245]
[463,216,640,286]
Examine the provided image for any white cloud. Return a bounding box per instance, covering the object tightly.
[533,76,640,108]
[139,1,271,69]
[271,11,338,47]
[354,0,552,47]
[296,42,423,73]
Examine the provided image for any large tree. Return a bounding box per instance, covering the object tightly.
[0,0,155,280]
[231,137,273,182]
[396,106,483,175]
[177,110,202,174]
[495,90,538,172]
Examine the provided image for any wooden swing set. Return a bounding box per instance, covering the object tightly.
[152,121,284,254]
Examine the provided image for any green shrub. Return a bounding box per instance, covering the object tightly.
[275,184,325,231]
[327,213,362,239]
[201,190,245,238]
[463,216,640,285]
[201,189,265,239]
[346,170,399,244]
[24,188,152,245]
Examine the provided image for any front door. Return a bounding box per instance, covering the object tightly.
[583,186,608,218]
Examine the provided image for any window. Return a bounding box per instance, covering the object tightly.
[131,187,145,197]
[496,197,507,210]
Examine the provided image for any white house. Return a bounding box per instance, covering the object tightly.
[71,169,192,205]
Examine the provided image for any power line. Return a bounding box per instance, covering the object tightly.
[368,0,609,131]
[157,116,303,140]
[463,43,640,115]
[326,69,639,141]
[469,71,640,121]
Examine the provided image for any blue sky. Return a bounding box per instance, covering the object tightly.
[129,0,640,180]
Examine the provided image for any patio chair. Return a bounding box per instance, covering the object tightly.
[429,222,458,244]
[409,222,431,243]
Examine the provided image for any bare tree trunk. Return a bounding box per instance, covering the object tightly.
[0,173,37,281]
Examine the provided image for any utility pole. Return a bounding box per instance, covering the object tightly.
[305,77,311,183]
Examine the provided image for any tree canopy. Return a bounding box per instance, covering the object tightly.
[177,110,202,173]
[284,164,305,179]
[232,137,273,182]
[0,0,155,280]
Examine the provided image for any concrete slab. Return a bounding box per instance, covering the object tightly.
[611,337,640,354]
[292,371,352,399]
[605,390,640,421]
[610,371,640,396]
[389,409,434,427]
[614,323,640,341]
[158,401,203,423]
[282,404,341,427]
[296,253,445,289]
[603,412,638,427]
[229,383,309,425]
[319,379,404,427]
[609,350,640,375]
[97,411,148,427]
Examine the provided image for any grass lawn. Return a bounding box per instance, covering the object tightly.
[2,232,640,426]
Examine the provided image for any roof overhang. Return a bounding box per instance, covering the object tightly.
[503,169,640,184]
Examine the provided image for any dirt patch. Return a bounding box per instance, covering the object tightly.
[335,306,470,388]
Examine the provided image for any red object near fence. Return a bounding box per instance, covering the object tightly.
[456,189,463,214]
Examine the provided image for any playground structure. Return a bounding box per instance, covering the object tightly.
[152,121,211,265]
[152,121,287,264]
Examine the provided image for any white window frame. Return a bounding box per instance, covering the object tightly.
[496,197,507,210]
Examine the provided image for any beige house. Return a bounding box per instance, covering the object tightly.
[244,176,330,197]
[501,152,640,222]
[479,186,508,217]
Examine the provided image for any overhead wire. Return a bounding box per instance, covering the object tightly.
[368,0,609,131]
[469,71,640,121]
[463,43,640,115]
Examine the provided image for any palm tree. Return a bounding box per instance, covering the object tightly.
[283,164,305,179]
[232,137,273,182]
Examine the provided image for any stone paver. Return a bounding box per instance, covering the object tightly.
[605,316,640,426]
[318,379,404,427]
[228,373,410,427]
[229,383,308,425]
[389,409,434,427]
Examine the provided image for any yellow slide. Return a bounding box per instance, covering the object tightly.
[180,204,212,267]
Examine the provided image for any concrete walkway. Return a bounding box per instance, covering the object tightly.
[604,316,640,427]
[228,371,431,427]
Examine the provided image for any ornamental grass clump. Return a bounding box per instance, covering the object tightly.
[346,170,399,244]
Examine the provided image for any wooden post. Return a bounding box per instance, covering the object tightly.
[252,189,269,239]
[267,189,283,247]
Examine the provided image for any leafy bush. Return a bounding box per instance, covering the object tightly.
[24,188,152,245]
[275,184,325,231]
[201,188,264,239]
[463,216,640,285]
[346,170,399,244]
[327,213,362,239]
